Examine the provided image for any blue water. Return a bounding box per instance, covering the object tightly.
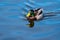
[0,0,60,40]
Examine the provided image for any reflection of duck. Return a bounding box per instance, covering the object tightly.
[27,20,34,28]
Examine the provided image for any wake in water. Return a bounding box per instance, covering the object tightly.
[20,11,60,21]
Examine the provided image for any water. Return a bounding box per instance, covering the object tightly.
[0,0,60,40]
